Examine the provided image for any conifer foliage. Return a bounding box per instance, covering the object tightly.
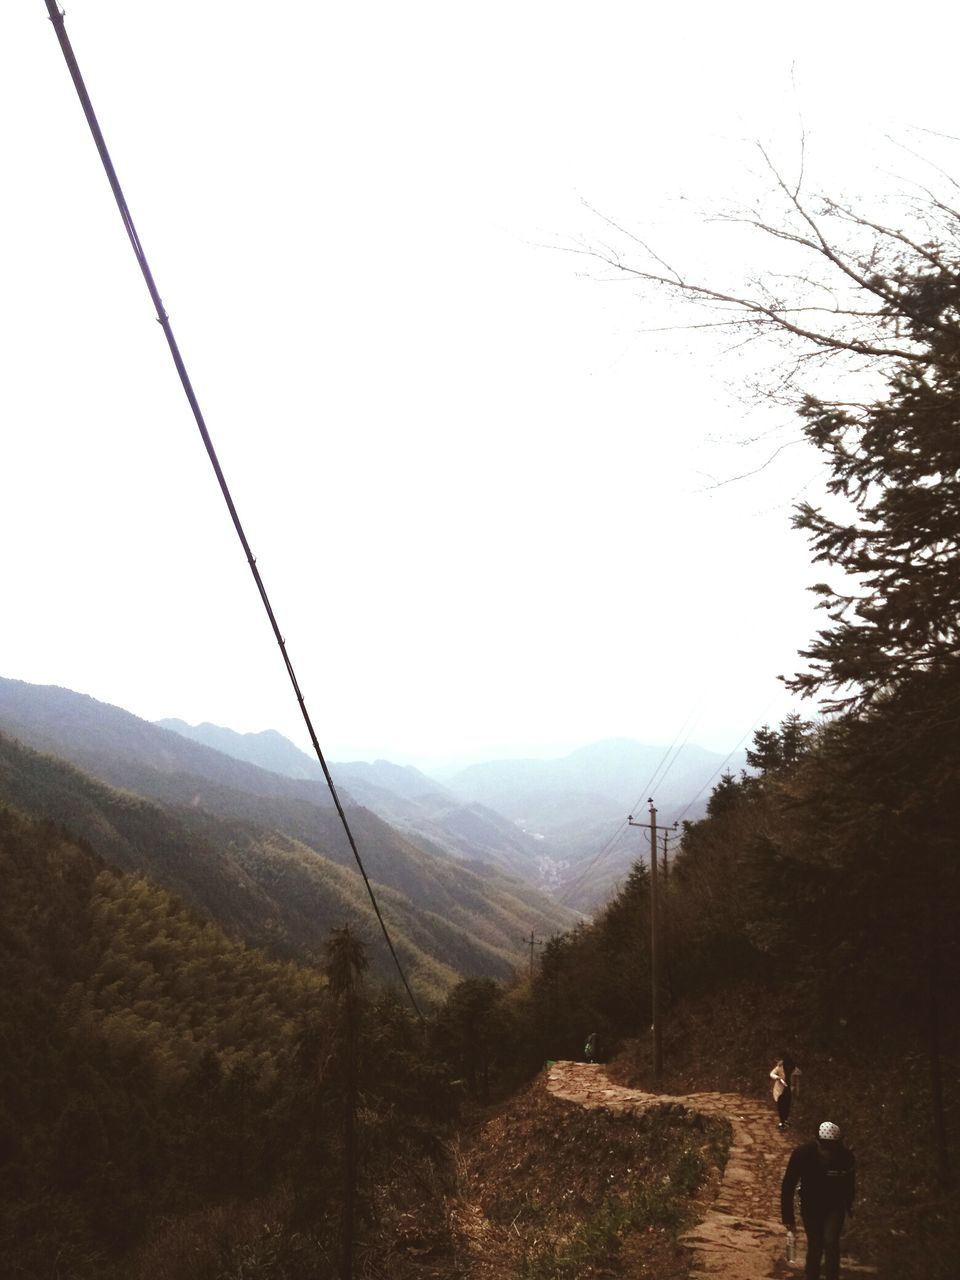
[791,315,960,706]
[0,807,457,1279]
[586,156,960,709]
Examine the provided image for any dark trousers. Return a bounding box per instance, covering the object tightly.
[777,1086,792,1124]
[802,1206,845,1280]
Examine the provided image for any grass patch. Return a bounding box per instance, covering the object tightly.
[465,1082,731,1279]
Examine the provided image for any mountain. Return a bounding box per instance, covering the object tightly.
[158,717,542,880]
[0,678,577,996]
[0,680,337,809]
[445,738,730,818]
[328,762,542,879]
[444,738,743,909]
[157,718,324,780]
[153,716,742,910]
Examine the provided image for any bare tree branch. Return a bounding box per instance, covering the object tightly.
[702,438,806,490]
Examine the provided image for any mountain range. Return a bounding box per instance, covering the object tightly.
[158,718,544,882]
[157,715,741,909]
[0,678,576,999]
[0,677,741,986]
[442,738,738,906]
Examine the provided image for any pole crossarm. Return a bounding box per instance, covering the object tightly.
[520,930,544,978]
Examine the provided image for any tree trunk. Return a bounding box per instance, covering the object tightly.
[928,951,950,1187]
[340,986,358,1280]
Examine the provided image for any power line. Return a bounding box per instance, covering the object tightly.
[557,698,779,908]
[43,0,424,1022]
[557,708,701,907]
[640,708,702,802]
[672,704,777,826]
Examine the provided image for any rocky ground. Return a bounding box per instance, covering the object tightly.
[444,1066,729,1278]
[548,1061,794,1279]
[436,1061,878,1279]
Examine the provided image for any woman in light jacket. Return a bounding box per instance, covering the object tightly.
[770,1053,801,1129]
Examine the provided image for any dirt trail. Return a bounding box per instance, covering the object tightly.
[547,1061,799,1280]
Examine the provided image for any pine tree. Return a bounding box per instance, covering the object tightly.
[323,927,367,1280]
[583,152,960,710]
[789,315,960,706]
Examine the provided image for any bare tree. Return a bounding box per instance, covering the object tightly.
[569,146,960,709]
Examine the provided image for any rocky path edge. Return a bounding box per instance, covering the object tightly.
[546,1061,876,1280]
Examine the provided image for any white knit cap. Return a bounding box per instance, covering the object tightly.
[818,1121,841,1141]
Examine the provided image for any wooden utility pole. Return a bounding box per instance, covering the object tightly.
[520,930,543,978]
[661,824,679,881]
[627,802,677,1084]
[660,823,680,1007]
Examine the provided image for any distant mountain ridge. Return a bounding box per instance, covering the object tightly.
[444,737,730,817]
[157,719,324,781]
[0,678,576,995]
[158,716,544,881]
[154,713,741,910]
[0,680,335,809]
[442,737,745,908]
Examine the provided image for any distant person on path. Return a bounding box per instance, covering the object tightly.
[781,1120,856,1280]
[770,1053,801,1129]
[584,1032,597,1063]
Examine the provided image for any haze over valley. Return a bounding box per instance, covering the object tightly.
[158,706,738,910]
[0,676,580,996]
[5,5,959,1274]
[0,675,735,976]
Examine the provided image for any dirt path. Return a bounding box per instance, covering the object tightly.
[547,1061,799,1280]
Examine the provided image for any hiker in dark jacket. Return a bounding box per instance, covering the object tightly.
[781,1121,856,1280]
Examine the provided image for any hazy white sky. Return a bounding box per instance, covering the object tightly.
[4,1,958,768]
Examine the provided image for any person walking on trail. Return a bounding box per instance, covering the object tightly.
[770,1053,802,1129]
[781,1120,856,1280]
[584,1032,597,1063]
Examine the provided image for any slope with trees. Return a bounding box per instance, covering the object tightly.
[0,680,575,941]
[0,727,573,1000]
[0,803,473,1279]
[159,715,548,881]
[512,153,960,1276]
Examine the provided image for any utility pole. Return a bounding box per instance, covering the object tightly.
[661,823,680,882]
[627,801,677,1084]
[660,822,680,1007]
[520,930,543,978]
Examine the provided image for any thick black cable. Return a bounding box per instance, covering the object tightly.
[43,1,424,1022]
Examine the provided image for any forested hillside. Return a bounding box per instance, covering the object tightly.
[0,806,464,1278]
[7,31,960,1277]
[159,715,546,881]
[451,178,960,1277]
[448,700,960,1278]
[0,724,575,999]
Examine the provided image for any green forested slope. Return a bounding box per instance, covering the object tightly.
[0,805,458,1279]
[0,805,323,1274]
[0,678,576,979]
[0,730,570,998]
[497,696,960,1280]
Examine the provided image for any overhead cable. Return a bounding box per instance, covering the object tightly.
[557,707,701,907]
[43,0,424,1021]
[672,703,777,826]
